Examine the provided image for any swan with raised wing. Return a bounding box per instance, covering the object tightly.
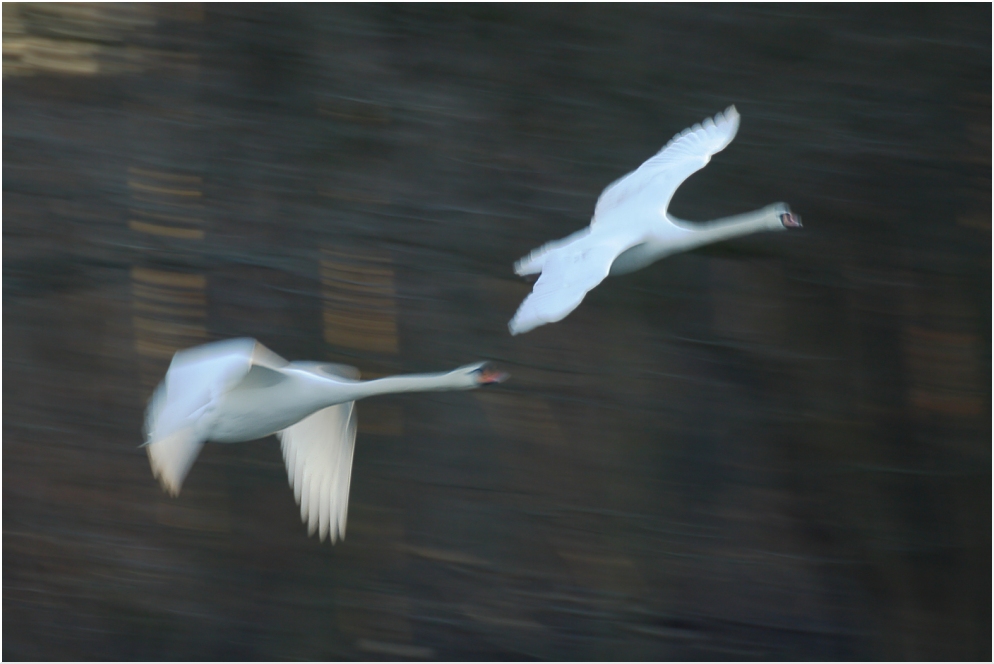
[509,106,802,335]
[143,338,507,542]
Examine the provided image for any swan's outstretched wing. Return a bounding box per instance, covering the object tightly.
[144,425,203,497]
[278,401,358,543]
[509,234,637,335]
[592,106,740,224]
[144,338,289,496]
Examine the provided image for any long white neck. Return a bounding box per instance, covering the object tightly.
[669,204,785,250]
[341,370,475,402]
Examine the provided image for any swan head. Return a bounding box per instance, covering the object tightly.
[775,204,802,229]
[456,362,509,388]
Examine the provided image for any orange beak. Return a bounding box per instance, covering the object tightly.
[478,368,509,385]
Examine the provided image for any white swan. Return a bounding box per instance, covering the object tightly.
[143,338,507,542]
[509,106,802,335]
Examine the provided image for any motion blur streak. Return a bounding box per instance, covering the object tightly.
[3,4,990,660]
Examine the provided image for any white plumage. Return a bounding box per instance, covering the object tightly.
[278,399,356,543]
[144,338,506,542]
[509,106,801,335]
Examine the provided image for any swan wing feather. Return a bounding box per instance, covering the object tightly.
[144,338,289,495]
[145,427,203,497]
[278,402,358,543]
[592,106,740,223]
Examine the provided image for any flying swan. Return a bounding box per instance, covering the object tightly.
[143,338,507,542]
[509,106,802,335]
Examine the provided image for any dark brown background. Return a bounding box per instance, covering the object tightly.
[3,4,990,660]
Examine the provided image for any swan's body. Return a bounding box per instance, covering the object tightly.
[509,106,801,335]
[144,338,506,542]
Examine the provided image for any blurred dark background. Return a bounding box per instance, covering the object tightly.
[3,3,990,660]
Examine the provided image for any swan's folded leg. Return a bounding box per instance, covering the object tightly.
[514,228,591,276]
